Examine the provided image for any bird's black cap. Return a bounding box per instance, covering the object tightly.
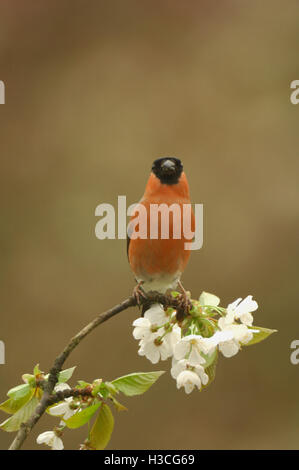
[151,157,183,185]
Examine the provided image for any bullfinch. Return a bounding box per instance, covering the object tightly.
[127,157,195,313]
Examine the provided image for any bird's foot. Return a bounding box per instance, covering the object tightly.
[132,281,147,306]
[176,281,192,321]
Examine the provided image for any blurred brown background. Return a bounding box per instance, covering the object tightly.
[0,0,298,450]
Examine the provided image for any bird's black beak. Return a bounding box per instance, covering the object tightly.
[161,159,176,172]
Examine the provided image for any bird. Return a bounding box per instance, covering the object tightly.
[127,157,195,314]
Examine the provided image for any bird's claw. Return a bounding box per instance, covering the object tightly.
[176,282,192,321]
[133,283,147,306]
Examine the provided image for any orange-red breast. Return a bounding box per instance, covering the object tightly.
[127,157,194,306]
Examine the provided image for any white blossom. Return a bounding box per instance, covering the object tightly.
[132,304,169,341]
[132,291,262,391]
[49,398,76,421]
[171,358,188,379]
[137,322,181,364]
[163,324,181,352]
[176,371,201,394]
[174,334,216,366]
[217,338,240,357]
[175,360,209,394]
[144,303,169,325]
[171,358,206,380]
[217,319,259,357]
[199,291,220,308]
[50,383,77,422]
[225,295,258,326]
[138,333,172,363]
[36,431,64,450]
[132,317,153,341]
[133,303,181,364]
[202,330,235,352]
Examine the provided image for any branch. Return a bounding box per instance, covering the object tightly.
[8,292,184,450]
[47,386,95,406]
[8,296,135,450]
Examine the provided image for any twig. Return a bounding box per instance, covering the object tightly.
[8,292,184,450]
[47,386,95,406]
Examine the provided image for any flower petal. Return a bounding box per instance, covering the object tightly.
[37,431,54,446]
[52,436,64,450]
[219,340,239,358]
[49,402,69,417]
[144,304,167,325]
[174,340,189,360]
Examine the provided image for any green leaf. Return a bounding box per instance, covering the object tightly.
[95,383,110,399]
[201,348,217,369]
[65,402,101,429]
[92,381,103,397]
[58,366,76,384]
[244,326,277,346]
[171,291,180,298]
[104,382,117,396]
[7,384,31,400]
[199,318,216,337]
[0,399,18,415]
[77,380,90,388]
[199,291,220,307]
[111,397,127,412]
[111,371,164,397]
[22,374,35,386]
[89,404,114,450]
[0,395,39,432]
[0,389,34,415]
[205,360,217,387]
[203,351,218,388]
[33,364,42,376]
